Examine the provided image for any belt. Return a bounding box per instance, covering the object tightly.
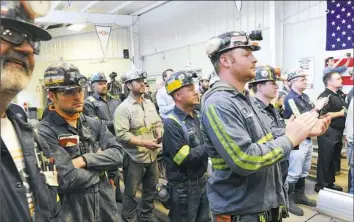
[216,207,283,222]
[170,175,207,189]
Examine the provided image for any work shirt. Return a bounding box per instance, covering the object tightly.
[318,88,347,130]
[254,98,286,140]
[162,106,208,182]
[114,94,163,163]
[201,81,293,215]
[283,89,313,119]
[37,111,123,222]
[84,92,120,135]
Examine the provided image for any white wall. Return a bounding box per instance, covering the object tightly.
[139,1,273,76]
[17,26,133,108]
[139,1,352,100]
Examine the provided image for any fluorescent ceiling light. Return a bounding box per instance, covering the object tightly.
[68,24,87,31]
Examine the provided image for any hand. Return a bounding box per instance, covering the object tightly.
[314,97,329,110]
[142,140,162,150]
[72,156,87,168]
[308,116,331,137]
[285,112,319,147]
[339,109,346,116]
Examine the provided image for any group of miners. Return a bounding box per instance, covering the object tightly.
[1,1,353,222]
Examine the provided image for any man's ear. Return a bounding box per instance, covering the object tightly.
[220,53,231,68]
[126,83,132,90]
[48,91,56,102]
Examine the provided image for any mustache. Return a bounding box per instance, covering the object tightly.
[1,50,29,72]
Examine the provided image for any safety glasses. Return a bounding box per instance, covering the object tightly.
[0,26,41,55]
[56,87,85,97]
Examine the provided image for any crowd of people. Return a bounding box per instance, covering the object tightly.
[1,1,353,222]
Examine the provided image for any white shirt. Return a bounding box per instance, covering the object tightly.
[156,87,175,118]
[1,116,35,217]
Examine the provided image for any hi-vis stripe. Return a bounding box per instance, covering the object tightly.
[206,105,283,170]
[173,145,190,165]
[211,158,229,170]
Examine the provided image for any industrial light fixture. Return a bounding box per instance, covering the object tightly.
[68,24,87,31]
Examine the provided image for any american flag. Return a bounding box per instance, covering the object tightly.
[326,0,353,51]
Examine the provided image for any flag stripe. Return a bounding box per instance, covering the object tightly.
[333,58,354,67]
[342,76,353,85]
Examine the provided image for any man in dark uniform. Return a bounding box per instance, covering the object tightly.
[37,62,124,222]
[84,72,120,136]
[201,31,331,222]
[1,1,62,221]
[84,72,123,202]
[315,71,346,192]
[249,65,290,219]
[108,71,122,99]
[162,71,211,222]
[283,70,329,216]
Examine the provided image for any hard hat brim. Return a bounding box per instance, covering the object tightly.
[287,74,308,81]
[2,18,52,41]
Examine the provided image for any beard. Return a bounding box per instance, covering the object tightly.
[0,50,32,96]
[0,62,31,96]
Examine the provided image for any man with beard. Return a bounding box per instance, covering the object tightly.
[37,63,124,221]
[114,69,162,222]
[84,72,123,203]
[201,31,330,221]
[0,1,62,221]
[162,71,211,222]
[315,72,347,193]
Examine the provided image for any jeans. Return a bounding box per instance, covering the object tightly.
[286,139,313,183]
[122,154,159,222]
[346,141,354,194]
[168,176,211,222]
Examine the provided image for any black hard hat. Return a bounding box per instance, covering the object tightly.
[44,63,87,90]
[249,65,284,84]
[109,72,118,78]
[1,1,52,41]
[206,31,261,58]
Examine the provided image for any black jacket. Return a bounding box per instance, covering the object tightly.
[1,109,62,222]
[37,111,124,221]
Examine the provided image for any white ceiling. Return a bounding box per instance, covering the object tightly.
[36,1,168,37]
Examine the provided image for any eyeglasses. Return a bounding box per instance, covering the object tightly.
[0,26,41,55]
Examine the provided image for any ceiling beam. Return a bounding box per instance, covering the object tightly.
[42,1,62,29]
[131,1,168,16]
[108,1,133,14]
[35,10,133,27]
[50,1,62,11]
[80,1,99,12]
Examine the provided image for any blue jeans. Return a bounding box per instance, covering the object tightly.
[286,139,313,183]
[168,176,211,222]
[346,141,354,194]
